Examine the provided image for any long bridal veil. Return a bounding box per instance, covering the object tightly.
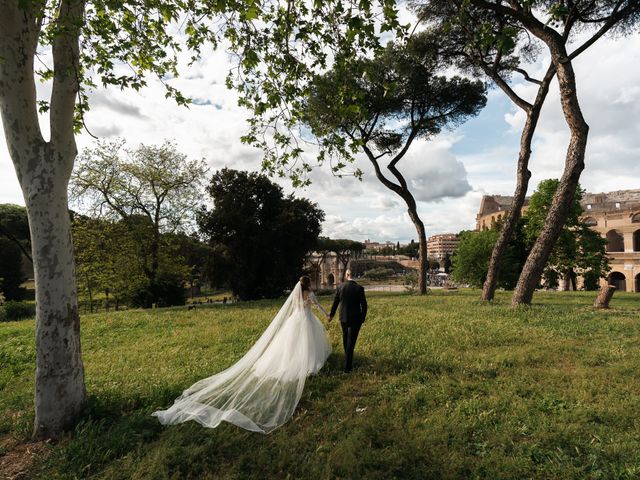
[152,282,330,434]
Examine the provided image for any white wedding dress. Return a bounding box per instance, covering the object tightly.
[152,282,331,434]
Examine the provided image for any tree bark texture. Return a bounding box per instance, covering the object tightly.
[511,36,589,306]
[407,208,428,294]
[594,284,615,308]
[481,66,554,301]
[0,0,87,439]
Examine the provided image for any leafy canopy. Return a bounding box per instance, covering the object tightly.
[198,168,324,300]
[524,179,609,281]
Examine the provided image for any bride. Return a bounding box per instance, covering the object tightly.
[152,276,331,434]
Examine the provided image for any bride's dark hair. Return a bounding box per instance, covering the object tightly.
[299,276,311,291]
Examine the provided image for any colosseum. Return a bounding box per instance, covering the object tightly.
[476,189,640,292]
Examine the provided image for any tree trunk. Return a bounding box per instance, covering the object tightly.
[594,284,615,308]
[0,0,87,439]
[512,40,589,306]
[362,145,428,294]
[481,65,554,301]
[408,209,428,294]
[481,117,532,301]
[87,280,94,313]
[28,174,86,439]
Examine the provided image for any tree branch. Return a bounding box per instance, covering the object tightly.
[567,0,638,61]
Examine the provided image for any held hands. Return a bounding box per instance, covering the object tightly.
[327,314,333,323]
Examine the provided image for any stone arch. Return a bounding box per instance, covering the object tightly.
[583,216,597,226]
[609,271,626,292]
[636,273,640,293]
[634,229,640,252]
[606,230,624,252]
[632,212,640,223]
[327,273,335,286]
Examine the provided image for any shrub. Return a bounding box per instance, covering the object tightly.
[130,272,186,308]
[1,301,35,321]
[402,272,418,293]
[363,267,395,281]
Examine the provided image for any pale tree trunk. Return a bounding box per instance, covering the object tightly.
[481,65,554,301]
[0,0,87,439]
[512,37,589,306]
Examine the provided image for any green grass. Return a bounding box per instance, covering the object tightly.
[2,290,640,479]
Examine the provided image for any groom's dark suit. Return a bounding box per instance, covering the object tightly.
[329,279,367,372]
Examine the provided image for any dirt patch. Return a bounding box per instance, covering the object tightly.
[0,440,51,480]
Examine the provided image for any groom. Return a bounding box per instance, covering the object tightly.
[329,269,367,373]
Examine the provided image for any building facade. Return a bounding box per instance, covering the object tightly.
[426,233,459,261]
[476,189,640,292]
[362,239,396,252]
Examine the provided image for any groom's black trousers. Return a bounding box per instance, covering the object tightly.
[341,322,362,371]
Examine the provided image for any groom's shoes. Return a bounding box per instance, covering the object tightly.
[343,367,352,374]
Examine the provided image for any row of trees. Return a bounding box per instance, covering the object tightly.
[452,180,609,289]
[2,143,326,309]
[70,142,325,304]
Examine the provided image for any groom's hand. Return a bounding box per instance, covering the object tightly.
[328,315,333,322]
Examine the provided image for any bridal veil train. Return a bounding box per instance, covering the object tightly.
[152,281,331,434]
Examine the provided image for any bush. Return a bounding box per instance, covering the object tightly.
[402,271,418,293]
[363,267,395,281]
[1,301,35,321]
[130,272,186,308]
[582,270,601,291]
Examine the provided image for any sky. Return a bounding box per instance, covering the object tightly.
[1,27,640,244]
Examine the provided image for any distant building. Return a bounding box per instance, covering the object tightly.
[427,233,459,261]
[362,239,395,252]
[476,195,530,231]
[476,189,640,292]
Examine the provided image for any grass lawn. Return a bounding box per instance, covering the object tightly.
[1,289,640,479]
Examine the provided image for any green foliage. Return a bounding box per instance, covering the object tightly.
[452,229,520,288]
[350,259,406,277]
[305,32,487,175]
[363,267,395,280]
[0,301,35,322]
[402,271,419,292]
[524,179,609,286]
[72,139,208,234]
[198,169,324,300]
[228,1,406,185]
[0,204,30,301]
[73,217,144,310]
[0,238,26,301]
[400,240,419,258]
[71,140,206,307]
[130,271,186,308]
[0,204,31,256]
[3,290,640,478]
[443,252,452,273]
